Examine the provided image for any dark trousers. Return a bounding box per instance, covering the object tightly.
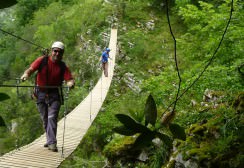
[102,62,108,77]
[37,91,61,145]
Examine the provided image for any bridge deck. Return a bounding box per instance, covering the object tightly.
[0,29,117,168]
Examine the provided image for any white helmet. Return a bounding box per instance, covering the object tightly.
[51,41,65,50]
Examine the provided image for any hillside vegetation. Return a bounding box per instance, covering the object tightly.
[0,0,243,167]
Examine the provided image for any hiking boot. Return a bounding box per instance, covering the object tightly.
[44,143,48,148]
[48,144,58,152]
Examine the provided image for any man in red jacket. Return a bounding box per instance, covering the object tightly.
[21,41,74,152]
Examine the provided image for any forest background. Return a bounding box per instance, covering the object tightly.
[0,0,243,167]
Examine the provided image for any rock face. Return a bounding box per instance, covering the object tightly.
[11,119,17,133]
[122,72,141,93]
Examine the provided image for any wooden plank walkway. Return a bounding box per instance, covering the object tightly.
[0,29,117,168]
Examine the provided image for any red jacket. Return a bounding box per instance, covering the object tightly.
[31,56,73,87]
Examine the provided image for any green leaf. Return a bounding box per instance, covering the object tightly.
[133,131,156,149]
[113,126,138,136]
[155,132,173,147]
[115,114,149,133]
[0,115,6,127]
[0,0,17,9]
[0,93,10,101]
[169,123,186,141]
[144,94,157,126]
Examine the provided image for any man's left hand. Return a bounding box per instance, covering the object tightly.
[67,80,75,89]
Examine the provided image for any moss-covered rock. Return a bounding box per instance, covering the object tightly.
[103,134,139,166]
[172,105,243,168]
[232,92,244,114]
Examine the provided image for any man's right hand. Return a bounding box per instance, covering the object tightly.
[20,73,29,81]
[20,67,33,81]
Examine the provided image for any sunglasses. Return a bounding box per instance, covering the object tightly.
[53,49,61,53]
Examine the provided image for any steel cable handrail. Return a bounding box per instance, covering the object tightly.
[162,0,234,115]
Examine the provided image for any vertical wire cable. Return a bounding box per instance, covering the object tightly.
[15,78,21,151]
[162,0,234,115]
[89,80,93,122]
[61,87,69,158]
[165,0,181,113]
[101,71,103,103]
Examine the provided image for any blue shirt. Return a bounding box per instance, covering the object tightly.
[101,51,109,63]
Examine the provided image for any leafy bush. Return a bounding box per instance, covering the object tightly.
[105,94,185,166]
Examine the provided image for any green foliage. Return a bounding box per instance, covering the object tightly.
[0,93,10,101]
[124,93,146,123]
[177,0,244,66]
[144,94,157,126]
[175,0,191,7]
[113,126,138,136]
[111,94,185,165]
[169,123,186,141]
[133,131,156,149]
[0,0,17,9]
[0,0,243,167]
[115,114,150,134]
[14,0,52,26]
[0,131,16,155]
[175,106,243,167]
[103,134,142,167]
[0,92,10,127]
[0,84,44,150]
[0,116,6,127]
[141,68,179,106]
[149,144,171,168]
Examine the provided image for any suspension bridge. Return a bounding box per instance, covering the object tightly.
[0,29,117,168]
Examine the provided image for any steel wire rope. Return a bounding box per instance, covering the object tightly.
[165,0,181,113]
[1,80,77,154]
[101,21,112,103]
[0,28,49,87]
[61,87,69,158]
[74,21,111,127]
[89,80,93,122]
[0,82,72,157]
[162,0,234,115]
[0,80,52,157]
[0,28,49,83]
[13,78,21,152]
[101,68,103,102]
[0,28,46,50]
[0,77,85,89]
[0,20,113,165]
[109,12,114,80]
[100,20,109,103]
[0,27,73,158]
[0,84,70,88]
[0,13,113,164]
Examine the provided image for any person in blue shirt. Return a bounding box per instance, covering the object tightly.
[100,48,111,77]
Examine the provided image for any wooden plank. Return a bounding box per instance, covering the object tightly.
[3,150,64,160]
[0,158,59,167]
